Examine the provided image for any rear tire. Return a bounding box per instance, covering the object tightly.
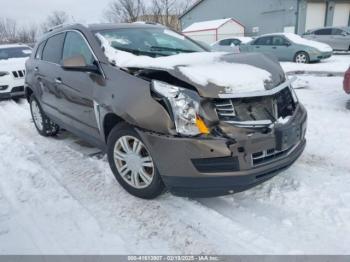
[30,95,59,137]
[107,122,165,199]
[294,51,310,64]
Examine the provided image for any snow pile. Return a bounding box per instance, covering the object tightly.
[283,33,333,52]
[97,34,272,93]
[282,54,349,74]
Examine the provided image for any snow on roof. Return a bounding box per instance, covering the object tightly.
[183,18,235,33]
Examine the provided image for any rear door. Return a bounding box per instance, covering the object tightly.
[59,31,101,139]
[38,33,66,119]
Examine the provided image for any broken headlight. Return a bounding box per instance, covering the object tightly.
[152,80,209,136]
[289,85,299,103]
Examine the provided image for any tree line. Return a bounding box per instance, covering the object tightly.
[0,0,194,44]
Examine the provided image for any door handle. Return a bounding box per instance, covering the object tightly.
[55,77,62,84]
[34,67,39,72]
[272,46,277,49]
[255,46,260,48]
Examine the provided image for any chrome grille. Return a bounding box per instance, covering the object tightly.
[252,145,295,166]
[12,70,25,79]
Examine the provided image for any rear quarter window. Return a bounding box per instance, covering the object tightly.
[35,41,46,60]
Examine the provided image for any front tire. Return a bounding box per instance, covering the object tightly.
[30,95,59,137]
[294,51,310,64]
[107,122,165,199]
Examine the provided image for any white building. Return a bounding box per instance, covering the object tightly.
[182,18,245,44]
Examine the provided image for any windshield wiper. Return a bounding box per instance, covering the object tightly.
[150,46,197,53]
[111,46,168,57]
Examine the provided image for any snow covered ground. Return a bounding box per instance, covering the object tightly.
[282,53,349,74]
[0,61,350,254]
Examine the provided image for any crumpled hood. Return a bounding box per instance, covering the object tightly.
[161,52,286,98]
[98,34,285,98]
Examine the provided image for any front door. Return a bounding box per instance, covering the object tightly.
[59,31,102,140]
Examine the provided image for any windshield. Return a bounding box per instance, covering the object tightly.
[0,47,32,60]
[95,27,206,57]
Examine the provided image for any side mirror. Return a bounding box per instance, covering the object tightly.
[342,32,347,36]
[62,55,99,73]
[285,42,291,47]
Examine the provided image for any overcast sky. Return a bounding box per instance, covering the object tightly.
[0,0,115,26]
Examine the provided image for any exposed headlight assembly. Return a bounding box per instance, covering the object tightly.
[152,80,209,136]
[0,71,9,77]
[289,85,299,103]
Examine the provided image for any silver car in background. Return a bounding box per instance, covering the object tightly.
[211,37,252,52]
[303,27,350,51]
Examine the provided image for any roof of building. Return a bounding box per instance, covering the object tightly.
[182,18,243,33]
[179,0,205,19]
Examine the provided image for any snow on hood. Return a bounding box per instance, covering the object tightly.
[97,34,273,95]
[0,57,28,71]
[283,33,333,52]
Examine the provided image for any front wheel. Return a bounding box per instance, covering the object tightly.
[294,51,310,64]
[30,95,59,137]
[107,123,165,199]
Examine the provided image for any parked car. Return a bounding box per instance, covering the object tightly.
[0,44,32,99]
[25,23,307,199]
[303,27,350,51]
[344,67,350,94]
[241,33,333,63]
[211,37,252,52]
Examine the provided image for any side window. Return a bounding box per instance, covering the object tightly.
[63,31,95,66]
[332,29,344,35]
[272,36,289,46]
[253,36,272,45]
[232,39,241,46]
[35,41,46,60]
[42,33,65,64]
[219,39,232,46]
[315,29,332,35]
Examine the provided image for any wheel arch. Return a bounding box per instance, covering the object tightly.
[103,113,125,143]
[25,86,34,102]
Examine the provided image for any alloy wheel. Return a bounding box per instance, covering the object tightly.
[295,53,307,63]
[113,135,155,189]
[31,99,44,131]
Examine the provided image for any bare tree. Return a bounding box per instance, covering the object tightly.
[147,0,194,30]
[41,11,70,32]
[17,24,38,44]
[0,18,17,43]
[104,0,146,23]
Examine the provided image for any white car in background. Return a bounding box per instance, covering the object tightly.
[0,44,32,99]
[211,37,253,52]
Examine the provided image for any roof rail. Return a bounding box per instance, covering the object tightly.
[47,23,79,33]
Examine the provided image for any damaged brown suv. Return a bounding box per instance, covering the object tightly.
[25,23,307,199]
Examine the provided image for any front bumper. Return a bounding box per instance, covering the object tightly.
[0,83,25,99]
[138,105,307,197]
[310,51,332,61]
